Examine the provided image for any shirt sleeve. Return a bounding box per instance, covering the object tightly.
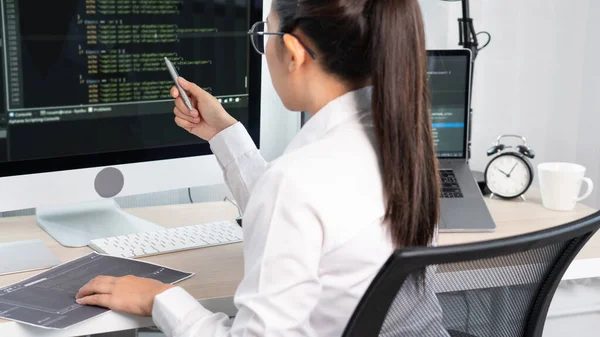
[152,165,324,337]
[208,122,268,212]
[152,287,233,337]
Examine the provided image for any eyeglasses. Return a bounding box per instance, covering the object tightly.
[248,21,317,60]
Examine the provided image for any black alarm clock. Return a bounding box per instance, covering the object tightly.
[484,135,536,200]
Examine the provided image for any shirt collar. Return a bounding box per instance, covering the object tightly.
[285,86,373,154]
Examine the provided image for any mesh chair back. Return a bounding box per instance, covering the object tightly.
[342,211,600,337]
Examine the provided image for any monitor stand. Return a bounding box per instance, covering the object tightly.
[36,199,165,248]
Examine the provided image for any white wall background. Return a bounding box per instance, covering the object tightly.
[424,0,600,209]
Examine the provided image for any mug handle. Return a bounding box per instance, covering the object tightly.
[576,178,594,202]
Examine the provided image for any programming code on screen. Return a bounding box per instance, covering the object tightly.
[427,55,469,158]
[0,0,255,163]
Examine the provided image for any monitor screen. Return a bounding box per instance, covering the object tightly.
[0,0,262,177]
[427,50,471,159]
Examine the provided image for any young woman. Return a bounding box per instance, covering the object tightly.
[75,0,441,336]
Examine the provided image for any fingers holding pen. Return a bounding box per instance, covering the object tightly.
[174,98,199,123]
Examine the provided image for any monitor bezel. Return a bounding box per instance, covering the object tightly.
[0,1,263,178]
[427,48,472,160]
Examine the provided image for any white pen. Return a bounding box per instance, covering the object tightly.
[164,57,194,111]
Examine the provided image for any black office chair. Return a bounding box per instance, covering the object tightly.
[342,211,600,337]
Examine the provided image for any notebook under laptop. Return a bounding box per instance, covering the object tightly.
[427,49,496,232]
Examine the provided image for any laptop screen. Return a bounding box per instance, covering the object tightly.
[427,50,472,159]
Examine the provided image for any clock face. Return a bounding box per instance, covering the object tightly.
[485,154,532,198]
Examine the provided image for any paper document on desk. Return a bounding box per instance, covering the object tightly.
[0,252,193,330]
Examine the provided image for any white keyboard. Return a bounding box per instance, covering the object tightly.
[88,221,243,258]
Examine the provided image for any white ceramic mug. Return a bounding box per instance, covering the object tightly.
[538,162,594,211]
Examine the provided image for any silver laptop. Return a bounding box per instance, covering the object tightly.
[427,49,496,232]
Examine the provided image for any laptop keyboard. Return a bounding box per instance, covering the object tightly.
[440,170,464,198]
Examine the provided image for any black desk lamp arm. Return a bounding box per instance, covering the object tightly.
[457,0,479,59]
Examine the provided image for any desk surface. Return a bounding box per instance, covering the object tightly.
[0,190,597,335]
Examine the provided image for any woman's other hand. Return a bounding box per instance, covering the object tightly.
[75,275,174,317]
[171,77,237,141]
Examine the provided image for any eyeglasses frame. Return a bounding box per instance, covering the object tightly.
[247,21,317,60]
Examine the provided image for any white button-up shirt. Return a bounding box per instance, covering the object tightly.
[152,86,396,337]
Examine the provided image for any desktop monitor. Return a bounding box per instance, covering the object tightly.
[0,0,263,246]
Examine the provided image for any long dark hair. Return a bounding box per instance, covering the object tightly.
[275,0,440,248]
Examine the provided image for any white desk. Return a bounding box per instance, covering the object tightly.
[0,190,597,336]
